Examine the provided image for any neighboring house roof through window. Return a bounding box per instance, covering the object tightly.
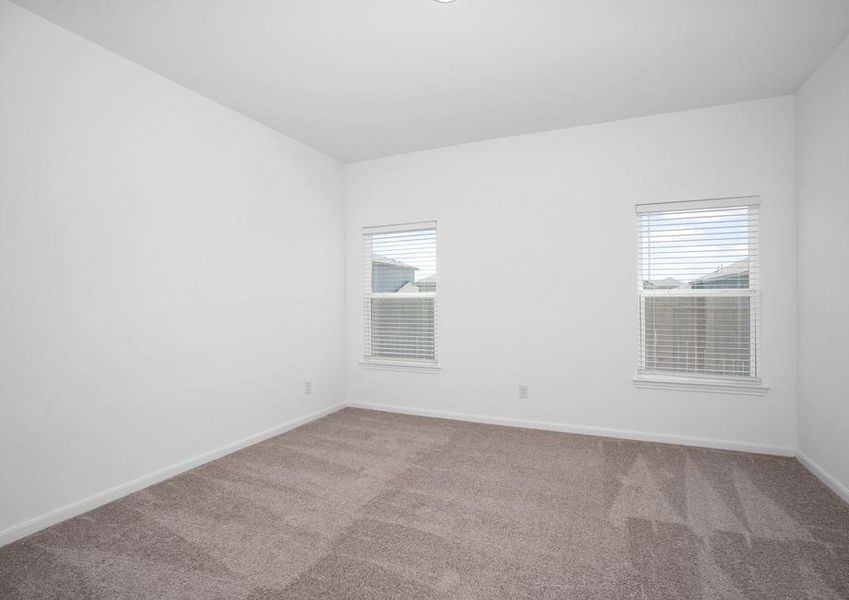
[371,254,418,270]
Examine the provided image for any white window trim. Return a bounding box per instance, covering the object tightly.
[634,196,767,395]
[361,220,440,373]
[362,221,435,235]
[634,373,769,395]
[635,195,760,214]
[359,359,441,373]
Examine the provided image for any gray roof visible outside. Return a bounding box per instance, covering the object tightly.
[644,277,688,289]
[691,258,749,282]
[372,254,418,270]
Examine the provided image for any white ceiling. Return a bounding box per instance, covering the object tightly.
[12,0,849,163]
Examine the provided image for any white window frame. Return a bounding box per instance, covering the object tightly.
[360,221,440,373]
[634,196,768,395]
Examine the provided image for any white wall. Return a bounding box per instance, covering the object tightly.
[796,35,849,496]
[345,97,797,454]
[0,1,344,539]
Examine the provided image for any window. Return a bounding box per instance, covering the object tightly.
[362,222,438,371]
[635,197,766,394]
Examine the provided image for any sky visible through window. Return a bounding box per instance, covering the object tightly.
[640,207,750,286]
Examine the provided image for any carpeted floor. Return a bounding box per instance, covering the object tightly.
[1,408,848,599]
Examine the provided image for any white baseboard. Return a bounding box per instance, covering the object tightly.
[796,451,849,505]
[0,403,344,549]
[347,402,795,457]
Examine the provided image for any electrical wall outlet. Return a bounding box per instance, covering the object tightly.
[518,385,528,399]
[305,379,312,395]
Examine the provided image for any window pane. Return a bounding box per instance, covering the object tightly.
[370,296,435,360]
[370,229,437,293]
[640,207,752,290]
[364,224,437,364]
[643,296,752,377]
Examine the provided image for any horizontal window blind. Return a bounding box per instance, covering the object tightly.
[363,222,437,364]
[636,198,759,380]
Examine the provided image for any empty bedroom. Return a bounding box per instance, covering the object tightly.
[1,0,849,598]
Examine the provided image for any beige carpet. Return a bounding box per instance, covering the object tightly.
[1,407,848,599]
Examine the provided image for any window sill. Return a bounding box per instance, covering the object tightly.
[360,360,441,374]
[634,374,769,396]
